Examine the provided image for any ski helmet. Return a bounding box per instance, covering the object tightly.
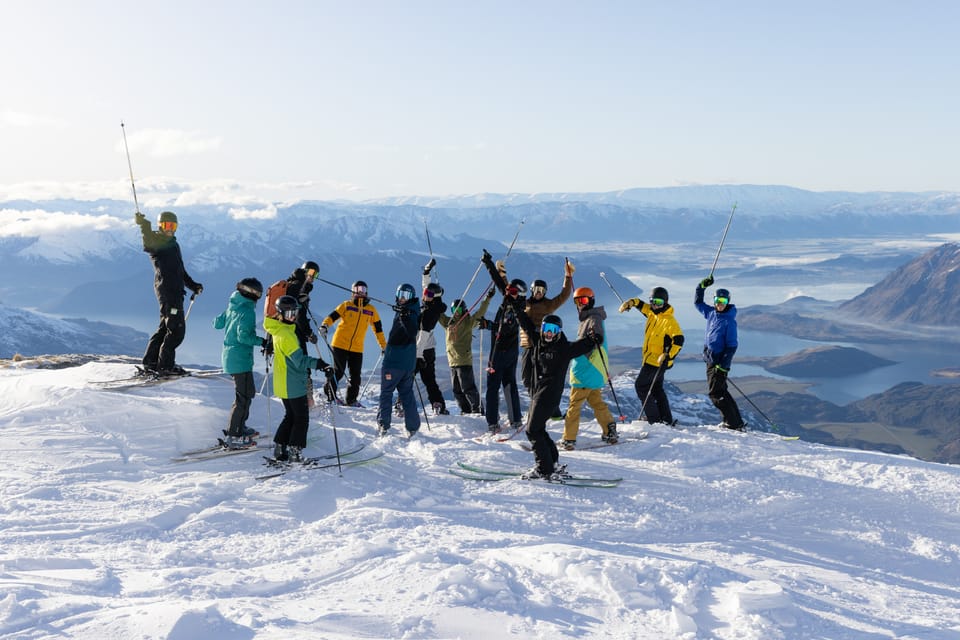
[301,261,319,279]
[396,283,416,303]
[236,277,263,301]
[541,314,562,341]
[650,286,669,305]
[158,211,178,224]
[507,278,527,296]
[423,282,444,299]
[714,288,731,303]
[351,280,368,297]
[573,286,595,309]
[275,294,299,322]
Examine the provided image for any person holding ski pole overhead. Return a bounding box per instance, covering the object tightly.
[319,280,388,407]
[479,249,526,433]
[438,287,495,414]
[134,210,202,377]
[521,259,575,416]
[561,286,619,449]
[619,286,684,425]
[416,258,450,415]
[695,276,745,431]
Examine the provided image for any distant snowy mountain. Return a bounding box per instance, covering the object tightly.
[0,304,146,358]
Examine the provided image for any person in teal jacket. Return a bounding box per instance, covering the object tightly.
[264,295,332,461]
[212,278,267,447]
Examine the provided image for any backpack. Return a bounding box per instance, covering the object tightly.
[263,279,289,320]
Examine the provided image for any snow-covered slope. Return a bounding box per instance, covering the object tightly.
[1,361,958,639]
[0,304,146,358]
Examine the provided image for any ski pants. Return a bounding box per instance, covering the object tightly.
[526,387,561,475]
[275,395,309,448]
[707,364,744,427]
[485,347,521,427]
[143,300,185,370]
[328,347,364,405]
[378,366,421,434]
[228,371,256,436]
[450,364,481,413]
[635,362,673,424]
[562,387,616,442]
[522,346,561,416]
[416,347,445,408]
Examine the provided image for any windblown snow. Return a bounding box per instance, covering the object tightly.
[0,361,958,639]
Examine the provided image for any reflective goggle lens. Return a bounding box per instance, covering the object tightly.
[541,322,561,336]
[531,286,546,296]
[305,268,318,279]
[423,289,435,299]
[650,297,665,306]
[397,289,413,301]
[575,296,591,306]
[159,221,177,232]
[714,297,729,305]
[506,286,519,296]
[453,304,465,314]
[353,286,367,296]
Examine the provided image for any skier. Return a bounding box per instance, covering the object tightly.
[134,210,202,376]
[277,261,320,405]
[320,280,388,407]
[561,286,619,449]
[377,283,422,437]
[264,295,333,462]
[438,288,494,414]
[618,286,685,425]
[416,258,449,415]
[521,260,575,417]
[212,278,267,447]
[479,249,526,433]
[695,277,745,430]
[515,311,600,480]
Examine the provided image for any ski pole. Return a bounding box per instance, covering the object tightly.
[358,350,384,402]
[455,216,524,311]
[424,217,439,284]
[726,376,779,433]
[184,292,198,322]
[262,352,272,431]
[594,338,626,422]
[316,277,394,307]
[120,121,141,215]
[708,202,738,278]
[599,271,625,305]
[413,375,431,431]
[638,362,667,423]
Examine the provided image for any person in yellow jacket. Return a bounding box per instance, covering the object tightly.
[618,286,684,425]
[264,295,333,462]
[319,280,387,407]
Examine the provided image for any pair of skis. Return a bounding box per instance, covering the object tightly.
[450,461,622,488]
[255,446,384,481]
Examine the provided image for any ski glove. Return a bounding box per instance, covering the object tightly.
[318,325,328,338]
[714,364,729,373]
[192,284,203,296]
[486,286,497,299]
[481,249,493,265]
[700,275,714,289]
[564,259,575,276]
[308,332,318,344]
[423,258,436,275]
[619,298,640,313]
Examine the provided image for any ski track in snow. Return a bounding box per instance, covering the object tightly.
[0,362,959,639]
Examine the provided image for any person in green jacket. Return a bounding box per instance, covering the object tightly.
[264,295,333,462]
[212,278,267,447]
[438,288,494,414]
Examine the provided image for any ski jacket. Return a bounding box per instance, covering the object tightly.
[135,213,199,305]
[285,270,314,349]
[520,274,573,348]
[695,284,738,370]
[263,317,319,399]
[517,309,595,402]
[438,295,492,367]
[480,256,523,352]
[383,300,421,371]
[322,298,387,353]
[416,272,447,357]
[212,291,264,374]
[637,301,684,368]
[570,306,609,389]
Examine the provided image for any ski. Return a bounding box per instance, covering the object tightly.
[260,442,367,467]
[472,421,525,444]
[455,461,622,484]
[523,432,650,452]
[171,440,271,462]
[449,468,620,488]
[255,450,384,481]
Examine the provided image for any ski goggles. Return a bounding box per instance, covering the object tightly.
[304,267,318,280]
[574,295,591,306]
[422,288,436,300]
[649,297,665,306]
[396,288,414,302]
[352,285,368,296]
[541,321,561,339]
[281,307,298,322]
[452,303,466,314]
[159,220,178,232]
[714,296,729,305]
[531,285,546,297]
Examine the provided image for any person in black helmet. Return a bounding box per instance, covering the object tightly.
[521,260,575,417]
[695,276,745,430]
[378,283,422,437]
[416,259,450,415]
[515,310,600,480]
[213,278,267,447]
[479,249,526,433]
[134,210,202,377]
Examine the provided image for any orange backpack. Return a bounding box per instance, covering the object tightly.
[263,279,289,320]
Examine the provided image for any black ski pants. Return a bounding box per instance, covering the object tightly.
[228,371,256,436]
[275,395,310,448]
[450,365,481,413]
[707,365,744,428]
[635,362,673,424]
[526,386,561,475]
[485,348,521,427]
[416,347,445,409]
[143,299,186,371]
[328,347,364,405]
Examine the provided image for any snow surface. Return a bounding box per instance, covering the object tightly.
[1,361,959,639]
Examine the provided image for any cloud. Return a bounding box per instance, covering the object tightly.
[0,110,69,128]
[117,128,222,158]
[0,208,125,237]
[229,204,278,220]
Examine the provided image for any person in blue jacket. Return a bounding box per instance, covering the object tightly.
[695,276,745,430]
[213,278,267,447]
[377,283,422,437]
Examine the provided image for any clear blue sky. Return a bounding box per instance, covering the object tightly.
[2,0,958,203]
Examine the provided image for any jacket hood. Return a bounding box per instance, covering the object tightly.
[579,305,607,322]
[229,290,255,310]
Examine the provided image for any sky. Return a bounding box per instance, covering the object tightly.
[1,358,959,639]
[2,1,959,204]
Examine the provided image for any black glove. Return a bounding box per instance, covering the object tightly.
[308,332,318,344]
[486,286,496,299]
[423,258,436,275]
[322,364,335,376]
[477,318,489,330]
[416,357,426,372]
[135,212,146,223]
[481,249,493,265]
[590,331,603,345]
[700,275,714,289]
[193,284,203,295]
[261,337,269,348]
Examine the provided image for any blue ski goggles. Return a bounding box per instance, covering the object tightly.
[541,322,561,338]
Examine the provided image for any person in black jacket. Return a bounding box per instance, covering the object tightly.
[135,210,202,376]
[416,259,449,415]
[480,249,526,433]
[515,310,599,480]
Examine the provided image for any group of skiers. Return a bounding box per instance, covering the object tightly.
[137,210,744,478]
